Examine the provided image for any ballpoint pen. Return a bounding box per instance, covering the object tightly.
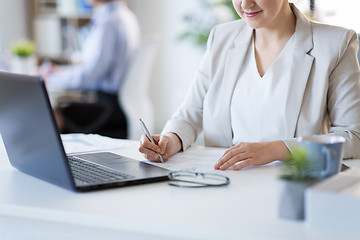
[139,118,164,163]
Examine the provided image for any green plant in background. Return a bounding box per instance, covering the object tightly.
[179,0,241,47]
[280,146,318,182]
[212,0,241,20]
[10,39,36,57]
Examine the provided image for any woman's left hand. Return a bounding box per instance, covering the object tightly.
[214,140,289,171]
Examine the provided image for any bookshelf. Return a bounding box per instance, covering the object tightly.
[30,0,93,64]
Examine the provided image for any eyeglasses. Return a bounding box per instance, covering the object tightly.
[168,171,230,188]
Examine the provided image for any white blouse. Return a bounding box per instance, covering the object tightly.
[231,34,295,145]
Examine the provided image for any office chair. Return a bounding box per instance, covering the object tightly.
[118,35,160,140]
[57,89,127,139]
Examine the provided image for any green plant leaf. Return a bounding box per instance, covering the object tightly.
[178,0,241,47]
[11,39,36,57]
[280,146,318,182]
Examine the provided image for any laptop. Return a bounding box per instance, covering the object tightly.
[0,71,170,192]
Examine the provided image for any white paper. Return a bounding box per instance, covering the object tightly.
[143,146,226,172]
[61,134,137,154]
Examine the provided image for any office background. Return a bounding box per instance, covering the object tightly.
[0,0,359,133]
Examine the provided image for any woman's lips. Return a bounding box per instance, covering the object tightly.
[244,10,262,18]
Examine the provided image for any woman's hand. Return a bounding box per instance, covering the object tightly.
[214,140,289,171]
[139,132,182,162]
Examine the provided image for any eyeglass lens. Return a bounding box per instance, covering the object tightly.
[168,171,229,187]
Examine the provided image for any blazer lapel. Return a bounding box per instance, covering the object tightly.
[283,4,314,137]
[219,24,253,147]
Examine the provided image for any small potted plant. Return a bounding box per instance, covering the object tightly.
[10,39,37,75]
[278,146,318,220]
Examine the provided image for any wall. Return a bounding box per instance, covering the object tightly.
[315,0,360,32]
[0,0,206,134]
[5,0,358,135]
[128,0,205,133]
[0,0,30,52]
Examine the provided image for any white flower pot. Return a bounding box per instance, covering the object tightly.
[10,54,37,75]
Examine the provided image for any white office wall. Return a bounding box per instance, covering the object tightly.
[315,0,360,32]
[128,0,205,133]
[0,0,203,134]
[0,0,29,52]
[5,0,359,135]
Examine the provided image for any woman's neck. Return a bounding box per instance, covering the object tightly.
[254,4,296,47]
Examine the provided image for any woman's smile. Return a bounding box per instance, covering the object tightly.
[244,10,262,18]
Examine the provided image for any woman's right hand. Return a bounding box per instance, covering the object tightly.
[139,132,182,162]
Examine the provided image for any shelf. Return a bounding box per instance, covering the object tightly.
[31,0,92,63]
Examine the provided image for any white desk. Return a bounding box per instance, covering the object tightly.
[0,135,359,240]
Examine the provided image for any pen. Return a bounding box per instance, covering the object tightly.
[139,118,164,163]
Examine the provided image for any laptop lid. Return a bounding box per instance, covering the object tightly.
[0,72,170,191]
[0,72,76,190]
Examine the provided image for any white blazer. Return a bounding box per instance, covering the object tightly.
[163,4,360,159]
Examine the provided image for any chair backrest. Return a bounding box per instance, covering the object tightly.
[119,36,159,140]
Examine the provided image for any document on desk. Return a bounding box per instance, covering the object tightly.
[146,146,226,172]
[61,134,137,154]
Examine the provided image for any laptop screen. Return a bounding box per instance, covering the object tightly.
[0,72,75,190]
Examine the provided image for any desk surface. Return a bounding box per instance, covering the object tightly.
[0,134,359,240]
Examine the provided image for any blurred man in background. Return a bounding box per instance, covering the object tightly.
[44,0,140,138]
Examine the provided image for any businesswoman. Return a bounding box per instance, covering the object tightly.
[139,0,360,170]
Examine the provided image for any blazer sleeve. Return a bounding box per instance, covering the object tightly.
[283,30,360,159]
[327,30,360,159]
[161,27,216,150]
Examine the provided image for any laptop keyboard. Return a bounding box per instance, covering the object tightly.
[68,156,134,184]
